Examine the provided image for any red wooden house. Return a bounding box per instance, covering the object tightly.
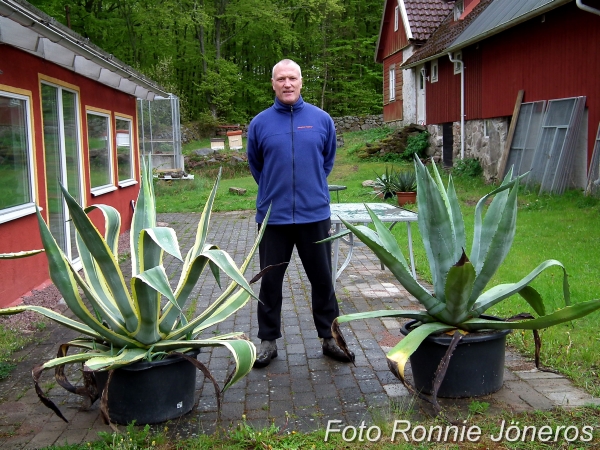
[0,0,169,307]
[397,0,600,185]
[375,0,453,125]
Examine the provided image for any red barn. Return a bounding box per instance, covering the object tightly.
[0,0,169,307]
[375,0,453,125]
[393,0,600,187]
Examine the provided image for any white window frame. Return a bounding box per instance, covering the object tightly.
[115,116,137,187]
[87,110,117,196]
[454,0,465,21]
[0,90,36,224]
[453,51,463,75]
[389,66,396,101]
[431,59,438,83]
[394,6,399,31]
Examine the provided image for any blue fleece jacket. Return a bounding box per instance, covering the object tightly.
[247,96,337,225]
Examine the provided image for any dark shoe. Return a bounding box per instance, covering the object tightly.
[253,340,277,368]
[322,338,355,363]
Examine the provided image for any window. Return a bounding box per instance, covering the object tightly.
[87,111,115,195]
[394,6,399,31]
[115,117,135,186]
[389,66,396,101]
[431,59,438,83]
[454,0,465,20]
[453,51,463,74]
[484,119,492,138]
[41,81,83,260]
[0,91,35,223]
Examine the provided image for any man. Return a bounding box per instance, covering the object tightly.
[247,59,355,368]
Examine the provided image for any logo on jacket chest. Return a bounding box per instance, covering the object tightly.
[297,125,313,130]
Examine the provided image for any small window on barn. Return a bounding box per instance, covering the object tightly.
[0,91,36,224]
[87,111,116,196]
[389,66,396,101]
[453,51,463,75]
[394,6,399,31]
[454,0,465,21]
[115,116,136,187]
[431,60,438,83]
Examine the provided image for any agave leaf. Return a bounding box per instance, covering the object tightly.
[85,348,148,371]
[386,322,456,381]
[76,233,125,328]
[443,252,476,324]
[446,177,466,255]
[131,266,176,344]
[188,168,221,263]
[462,299,600,331]
[84,204,121,256]
[414,158,456,302]
[167,286,250,340]
[365,205,410,269]
[35,209,140,348]
[139,227,183,273]
[0,249,44,259]
[336,218,445,317]
[468,178,519,306]
[0,305,98,338]
[131,158,157,277]
[66,339,111,352]
[59,184,138,332]
[153,338,256,391]
[334,309,436,325]
[471,260,568,316]
[40,352,98,369]
[517,286,546,317]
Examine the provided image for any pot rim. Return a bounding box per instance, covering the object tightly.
[400,315,511,345]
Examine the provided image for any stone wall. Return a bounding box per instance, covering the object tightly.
[333,114,384,133]
[426,117,509,182]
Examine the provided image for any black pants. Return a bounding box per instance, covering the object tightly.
[257,218,338,341]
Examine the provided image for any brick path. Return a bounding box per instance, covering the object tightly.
[0,211,598,448]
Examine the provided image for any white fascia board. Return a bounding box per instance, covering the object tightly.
[398,0,413,40]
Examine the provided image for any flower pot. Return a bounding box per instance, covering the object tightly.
[396,191,417,206]
[400,318,511,398]
[94,351,198,425]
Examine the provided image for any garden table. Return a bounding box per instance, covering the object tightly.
[329,203,418,289]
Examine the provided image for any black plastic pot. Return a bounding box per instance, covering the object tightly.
[95,351,198,425]
[400,318,511,398]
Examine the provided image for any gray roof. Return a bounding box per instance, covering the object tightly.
[449,0,570,52]
[0,0,170,99]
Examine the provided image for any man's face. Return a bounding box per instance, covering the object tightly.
[272,63,302,105]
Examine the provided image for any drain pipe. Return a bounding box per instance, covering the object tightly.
[448,52,465,160]
[576,0,600,16]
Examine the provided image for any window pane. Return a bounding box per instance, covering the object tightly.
[87,113,111,188]
[116,118,133,181]
[42,84,67,250]
[0,95,31,210]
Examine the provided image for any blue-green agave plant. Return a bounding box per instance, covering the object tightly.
[0,160,266,422]
[326,157,600,389]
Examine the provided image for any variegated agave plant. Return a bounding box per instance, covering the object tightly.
[0,160,265,422]
[327,157,600,399]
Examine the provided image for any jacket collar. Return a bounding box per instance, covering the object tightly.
[273,95,305,113]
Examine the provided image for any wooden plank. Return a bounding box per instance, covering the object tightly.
[497,89,524,180]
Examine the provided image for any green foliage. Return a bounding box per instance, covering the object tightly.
[402,131,430,160]
[29,0,385,122]
[453,157,483,178]
[0,361,16,380]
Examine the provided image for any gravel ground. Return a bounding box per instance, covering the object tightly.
[0,230,131,334]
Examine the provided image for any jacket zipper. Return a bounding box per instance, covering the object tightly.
[290,105,295,223]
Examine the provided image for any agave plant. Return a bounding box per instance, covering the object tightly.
[327,157,600,400]
[0,160,267,422]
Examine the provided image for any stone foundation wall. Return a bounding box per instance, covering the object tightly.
[426,117,509,182]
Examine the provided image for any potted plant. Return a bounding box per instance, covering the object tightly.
[372,166,398,199]
[393,169,417,207]
[0,160,267,425]
[326,158,600,410]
